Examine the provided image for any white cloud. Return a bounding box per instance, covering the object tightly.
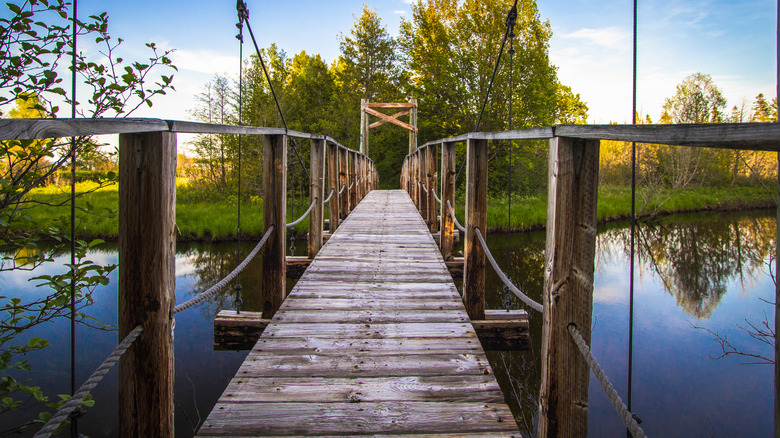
[171,49,239,76]
[561,27,630,49]
[393,10,406,15]
[401,0,415,4]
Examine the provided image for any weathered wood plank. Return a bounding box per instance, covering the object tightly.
[219,375,503,403]
[198,402,518,436]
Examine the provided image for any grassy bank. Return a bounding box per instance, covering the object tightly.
[12,182,776,240]
[11,181,310,241]
[472,184,777,231]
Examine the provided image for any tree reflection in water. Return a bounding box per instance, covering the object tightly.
[480,209,775,436]
[599,211,775,319]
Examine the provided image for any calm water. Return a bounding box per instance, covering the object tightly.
[1,209,775,437]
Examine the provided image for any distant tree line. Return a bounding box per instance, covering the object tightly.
[600,73,778,214]
[184,0,588,198]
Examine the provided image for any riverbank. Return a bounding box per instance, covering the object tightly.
[10,182,777,240]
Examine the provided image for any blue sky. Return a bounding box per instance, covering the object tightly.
[73,0,777,125]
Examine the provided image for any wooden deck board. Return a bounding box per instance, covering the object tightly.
[197,190,521,437]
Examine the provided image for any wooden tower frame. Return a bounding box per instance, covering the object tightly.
[360,98,418,156]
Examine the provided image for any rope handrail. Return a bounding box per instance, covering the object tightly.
[34,325,144,438]
[420,182,428,193]
[323,187,336,204]
[568,324,647,438]
[286,198,317,228]
[348,181,355,190]
[474,227,543,313]
[339,184,346,195]
[173,225,275,314]
[446,200,466,233]
[432,188,442,205]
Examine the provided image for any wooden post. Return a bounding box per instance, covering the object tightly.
[417,150,426,215]
[118,131,176,437]
[327,142,340,231]
[427,144,438,232]
[463,138,488,321]
[440,141,456,260]
[349,150,358,209]
[339,147,349,219]
[538,137,599,438]
[261,134,287,319]
[409,98,417,154]
[410,154,417,207]
[308,138,325,258]
[360,98,367,155]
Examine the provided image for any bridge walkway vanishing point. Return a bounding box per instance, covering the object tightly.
[197,190,521,437]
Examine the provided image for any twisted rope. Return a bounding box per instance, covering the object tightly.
[474,228,543,313]
[287,198,317,228]
[339,184,346,195]
[420,182,428,193]
[323,187,336,204]
[568,324,647,438]
[348,181,355,191]
[432,188,442,205]
[34,325,144,438]
[173,225,275,314]
[446,200,466,233]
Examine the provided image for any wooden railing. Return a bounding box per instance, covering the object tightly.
[0,118,377,436]
[401,122,780,437]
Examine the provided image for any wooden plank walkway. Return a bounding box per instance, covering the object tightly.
[197,190,521,437]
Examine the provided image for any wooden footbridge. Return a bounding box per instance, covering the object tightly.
[199,190,520,436]
[4,118,780,438]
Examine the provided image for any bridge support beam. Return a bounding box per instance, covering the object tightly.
[262,134,287,319]
[463,138,488,320]
[309,138,325,258]
[440,141,456,260]
[538,137,599,438]
[118,131,176,437]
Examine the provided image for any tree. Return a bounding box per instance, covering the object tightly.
[399,0,587,195]
[662,72,726,124]
[0,0,176,432]
[657,73,727,189]
[338,5,398,102]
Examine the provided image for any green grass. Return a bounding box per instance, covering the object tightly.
[13,182,776,239]
[477,184,777,231]
[12,181,313,240]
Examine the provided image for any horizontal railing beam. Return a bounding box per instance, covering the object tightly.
[0,118,169,140]
[555,123,780,151]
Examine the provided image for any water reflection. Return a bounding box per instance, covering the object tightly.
[481,208,775,437]
[598,212,775,319]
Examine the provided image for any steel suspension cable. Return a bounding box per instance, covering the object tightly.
[69,3,79,435]
[628,0,639,431]
[455,0,519,185]
[238,0,309,179]
[235,0,247,312]
[505,6,517,311]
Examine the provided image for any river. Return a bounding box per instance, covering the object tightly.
[0,209,775,436]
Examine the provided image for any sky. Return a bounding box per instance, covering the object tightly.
[68,0,777,126]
